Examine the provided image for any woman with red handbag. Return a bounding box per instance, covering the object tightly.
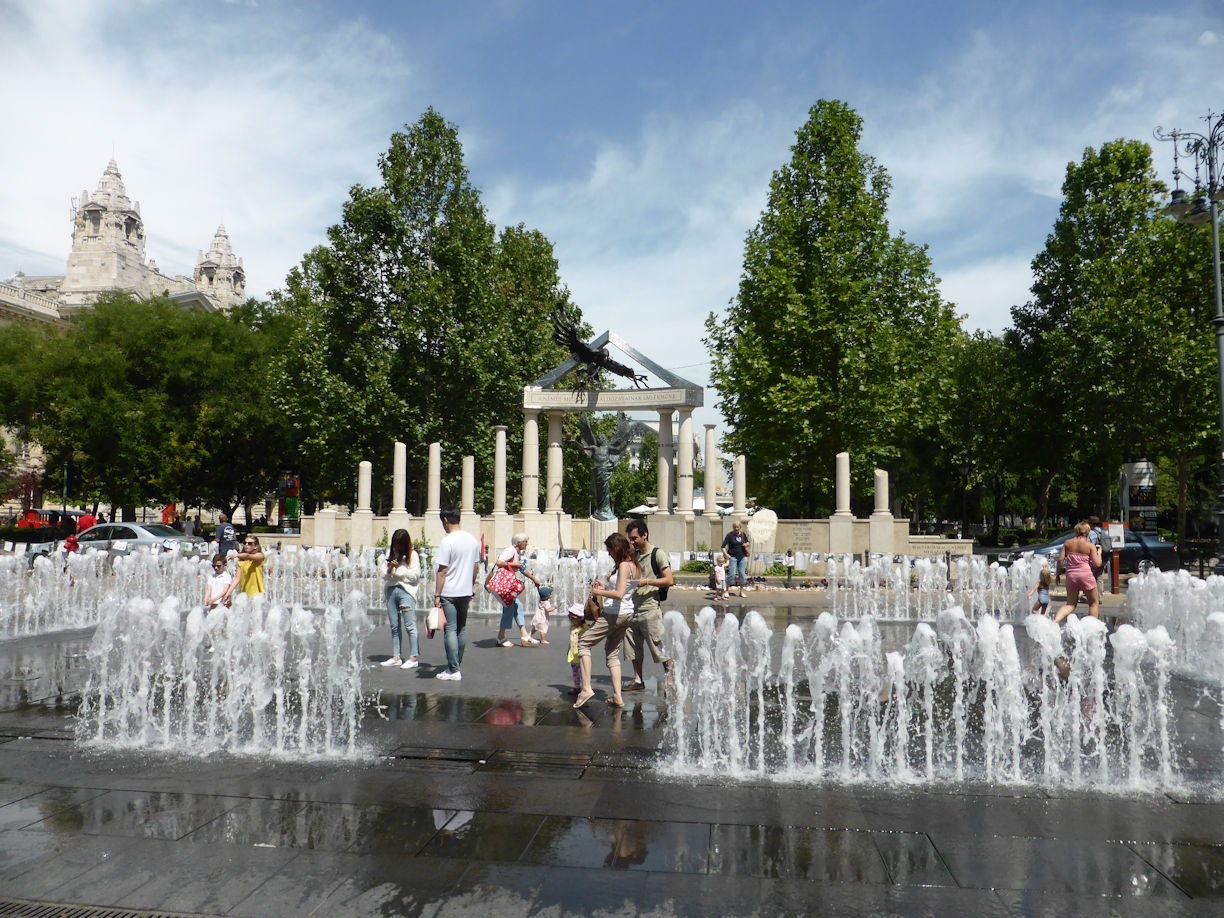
[494,533,541,647]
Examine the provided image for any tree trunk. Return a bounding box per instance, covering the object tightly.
[1176,451,1189,548]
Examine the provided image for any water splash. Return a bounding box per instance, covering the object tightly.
[662,607,1191,790]
[76,590,372,757]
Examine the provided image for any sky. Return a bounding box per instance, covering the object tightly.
[2,0,1222,441]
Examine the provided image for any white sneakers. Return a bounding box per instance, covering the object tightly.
[380,657,402,667]
[400,659,419,669]
[435,670,462,681]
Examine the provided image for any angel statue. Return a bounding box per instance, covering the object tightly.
[552,307,648,389]
[579,413,635,521]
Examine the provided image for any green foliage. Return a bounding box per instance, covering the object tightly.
[679,559,711,573]
[706,100,962,517]
[268,109,578,511]
[0,293,294,516]
[1006,138,1216,540]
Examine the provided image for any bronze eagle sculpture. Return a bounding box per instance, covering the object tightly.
[551,307,648,389]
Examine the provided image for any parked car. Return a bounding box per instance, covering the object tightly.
[1004,528,1177,574]
[75,522,208,556]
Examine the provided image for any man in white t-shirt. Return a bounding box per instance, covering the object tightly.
[432,506,481,680]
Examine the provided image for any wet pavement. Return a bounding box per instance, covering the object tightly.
[0,597,1222,917]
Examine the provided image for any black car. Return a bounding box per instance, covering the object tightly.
[1005,528,1177,574]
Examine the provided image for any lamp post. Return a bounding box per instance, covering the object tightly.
[1155,111,1224,573]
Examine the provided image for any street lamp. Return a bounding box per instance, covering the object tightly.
[1155,111,1224,573]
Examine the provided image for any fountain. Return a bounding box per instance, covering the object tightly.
[661,602,1203,791]
[76,590,371,757]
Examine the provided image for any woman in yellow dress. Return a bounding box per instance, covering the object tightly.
[228,534,266,600]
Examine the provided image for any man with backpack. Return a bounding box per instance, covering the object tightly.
[623,519,674,692]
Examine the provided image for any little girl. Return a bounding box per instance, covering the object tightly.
[203,554,232,610]
[1028,564,1052,616]
[566,603,589,695]
[713,554,729,600]
[529,586,557,645]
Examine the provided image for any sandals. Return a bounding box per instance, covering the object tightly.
[573,689,594,708]
[499,640,514,648]
[521,637,538,646]
[607,697,625,708]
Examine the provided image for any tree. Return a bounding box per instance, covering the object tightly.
[0,294,294,519]
[269,109,578,512]
[1007,139,1216,540]
[706,100,962,517]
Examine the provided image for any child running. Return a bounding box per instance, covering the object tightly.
[1028,563,1052,616]
[565,603,589,695]
[529,586,557,645]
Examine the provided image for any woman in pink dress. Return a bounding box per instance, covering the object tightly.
[1054,521,1102,623]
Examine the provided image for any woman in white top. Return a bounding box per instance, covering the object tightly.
[574,531,640,709]
[496,532,542,647]
[382,528,423,669]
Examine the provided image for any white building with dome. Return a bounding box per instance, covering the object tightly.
[0,160,246,326]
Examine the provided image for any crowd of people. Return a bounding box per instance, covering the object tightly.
[367,509,677,704]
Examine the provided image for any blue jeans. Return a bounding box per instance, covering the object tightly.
[498,597,525,632]
[441,595,470,672]
[384,584,419,660]
[727,556,748,586]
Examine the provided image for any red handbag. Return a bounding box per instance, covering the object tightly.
[485,565,525,606]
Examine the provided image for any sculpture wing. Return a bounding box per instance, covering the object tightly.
[552,308,600,364]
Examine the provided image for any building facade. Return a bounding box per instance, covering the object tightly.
[1,160,245,326]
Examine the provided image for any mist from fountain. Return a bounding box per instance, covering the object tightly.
[661,606,1194,791]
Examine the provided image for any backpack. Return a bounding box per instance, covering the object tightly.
[648,546,670,601]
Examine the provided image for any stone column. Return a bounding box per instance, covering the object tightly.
[869,467,895,556]
[522,410,540,515]
[388,441,410,539]
[391,443,406,512]
[493,426,507,514]
[492,424,512,549]
[426,443,441,514]
[351,460,374,549]
[829,450,854,555]
[835,452,852,516]
[733,455,747,518]
[460,455,479,533]
[656,409,673,512]
[703,424,718,517]
[676,409,695,516]
[424,442,444,546]
[545,410,564,513]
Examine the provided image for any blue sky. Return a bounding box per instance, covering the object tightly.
[2,0,1221,437]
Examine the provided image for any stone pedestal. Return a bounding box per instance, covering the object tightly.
[647,513,690,556]
[350,509,374,550]
[314,508,337,548]
[386,510,412,541]
[491,512,513,553]
[517,512,573,552]
[588,518,618,553]
[869,468,895,557]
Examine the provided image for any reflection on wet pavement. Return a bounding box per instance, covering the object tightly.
[1,622,1223,915]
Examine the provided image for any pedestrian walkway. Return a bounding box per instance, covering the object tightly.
[0,600,1220,917]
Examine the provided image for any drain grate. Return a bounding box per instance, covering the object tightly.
[0,899,226,918]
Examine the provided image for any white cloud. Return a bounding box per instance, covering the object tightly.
[0,0,409,297]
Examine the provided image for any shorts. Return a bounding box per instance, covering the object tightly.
[623,606,669,665]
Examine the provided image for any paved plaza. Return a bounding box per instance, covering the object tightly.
[0,588,1222,917]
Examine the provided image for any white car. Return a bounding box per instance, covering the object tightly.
[76,522,208,556]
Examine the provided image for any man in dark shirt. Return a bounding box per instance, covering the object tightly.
[721,520,751,598]
[214,512,236,557]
